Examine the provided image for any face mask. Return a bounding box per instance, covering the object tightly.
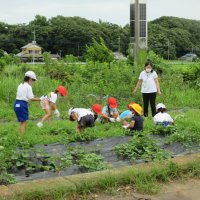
[146,68,152,73]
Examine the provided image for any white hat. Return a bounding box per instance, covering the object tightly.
[25,71,37,81]
[156,103,166,110]
[68,107,74,116]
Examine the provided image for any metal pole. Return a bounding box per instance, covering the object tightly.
[32,30,36,64]
[134,0,139,65]
[167,40,170,60]
[78,42,80,58]
[118,36,121,53]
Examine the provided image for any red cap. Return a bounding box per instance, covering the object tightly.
[57,86,67,96]
[108,97,117,108]
[92,104,102,115]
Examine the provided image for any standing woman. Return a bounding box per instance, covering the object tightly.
[14,71,40,136]
[133,61,161,117]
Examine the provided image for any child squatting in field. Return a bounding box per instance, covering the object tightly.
[68,107,95,132]
[153,103,174,126]
[122,103,144,132]
[37,86,67,128]
[101,97,120,123]
[14,71,41,135]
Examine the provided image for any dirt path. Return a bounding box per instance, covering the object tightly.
[94,179,200,200]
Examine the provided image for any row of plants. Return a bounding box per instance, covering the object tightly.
[3,160,200,200]
[115,132,170,162]
[0,142,108,185]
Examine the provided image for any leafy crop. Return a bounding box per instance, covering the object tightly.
[78,153,108,172]
[115,133,169,161]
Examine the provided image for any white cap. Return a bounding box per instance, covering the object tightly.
[25,71,37,81]
[156,103,166,110]
[68,107,74,116]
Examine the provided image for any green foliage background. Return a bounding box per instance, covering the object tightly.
[0,15,200,59]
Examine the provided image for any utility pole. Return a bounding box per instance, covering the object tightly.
[118,36,121,53]
[130,0,147,66]
[59,50,62,59]
[32,30,36,64]
[134,0,139,65]
[77,42,80,58]
[167,40,170,60]
[33,30,36,42]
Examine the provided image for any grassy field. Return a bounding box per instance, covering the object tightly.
[0,57,200,198]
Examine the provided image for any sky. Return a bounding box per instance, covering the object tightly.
[0,0,199,26]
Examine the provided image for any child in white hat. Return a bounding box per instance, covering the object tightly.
[153,103,174,126]
[14,71,40,135]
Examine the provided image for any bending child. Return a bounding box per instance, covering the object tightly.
[153,103,174,126]
[101,97,120,123]
[37,85,67,128]
[119,102,135,122]
[122,103,143,132]
[68,108,95,132]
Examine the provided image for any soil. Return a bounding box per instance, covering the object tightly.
[91,179,200,200]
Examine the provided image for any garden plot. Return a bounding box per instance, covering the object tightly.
[12,133,200,182]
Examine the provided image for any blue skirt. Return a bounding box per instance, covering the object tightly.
[14,100,28,122]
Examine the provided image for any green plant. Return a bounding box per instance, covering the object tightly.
[78,153,108,172]
[85,37,114,63]
[151,125,177,136]
[115,133,169,161]
[0,170,15,185]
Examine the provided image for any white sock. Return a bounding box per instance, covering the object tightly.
[37,122,43,128]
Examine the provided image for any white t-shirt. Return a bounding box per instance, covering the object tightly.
[139,70,158,93]
[40,92,58,104]
[153,112,174,124]
[16,82,34,102]
[71,108,94,121]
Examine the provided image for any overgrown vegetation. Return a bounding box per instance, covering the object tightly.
[0,51,199,199]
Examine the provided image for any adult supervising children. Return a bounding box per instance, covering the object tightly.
[14,71,41,136]
[133,61,161,117]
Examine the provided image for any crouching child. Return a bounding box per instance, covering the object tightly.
[122,103,143,132]
[153,103,174,126]
[68,108,95,132]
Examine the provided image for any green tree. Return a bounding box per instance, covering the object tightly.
[85,37,114,63]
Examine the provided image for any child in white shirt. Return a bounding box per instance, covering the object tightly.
[14,71,40,135]
[68,108,95,132]
[153,103,174,126]
[37,86,67,128]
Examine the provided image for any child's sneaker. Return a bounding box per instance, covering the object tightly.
[37,122,43,128]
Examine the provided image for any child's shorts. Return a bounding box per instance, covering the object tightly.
[40,99,50,110]
[14,100,28,122]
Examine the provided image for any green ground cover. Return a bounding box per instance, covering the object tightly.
[0,56,200,188]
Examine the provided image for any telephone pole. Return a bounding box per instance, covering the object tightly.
[118,36,121,53]
[167,40,170,60]
[32,30,36,64]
